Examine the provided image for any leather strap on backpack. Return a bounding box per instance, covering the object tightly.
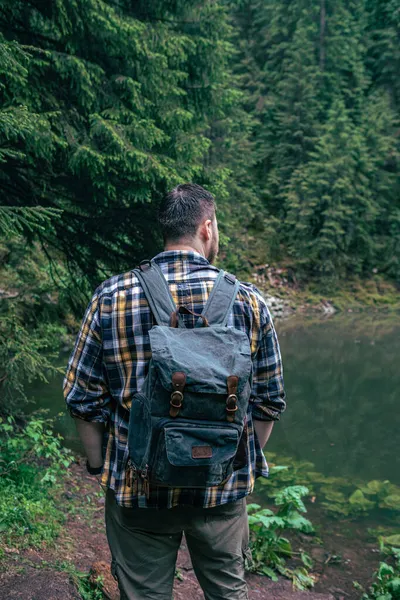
[170,372,186,417]
[170,306,209,328]
[226,375,239,422]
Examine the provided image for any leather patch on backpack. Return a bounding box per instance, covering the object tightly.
[192,445,213,459]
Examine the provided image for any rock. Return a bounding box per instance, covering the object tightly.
[321,300,336,315]
[4,546,20,554]
[264,295,292,319]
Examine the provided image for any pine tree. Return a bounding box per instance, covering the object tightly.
[318,0,370,115]
[0,0,252,284]
[2,0,400,285]
[231,0,400,280]
[285,96,397,278]
[361,92,400,280]
[233,0,322,217]
[366,0,400,106]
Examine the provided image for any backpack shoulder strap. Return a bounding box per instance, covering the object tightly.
[133,261,177,326]
[198,270,240,327]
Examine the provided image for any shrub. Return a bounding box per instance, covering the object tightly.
[247,485,315,589]
[0,414,72,548]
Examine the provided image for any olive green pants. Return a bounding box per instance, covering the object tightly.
[105,489,250,600]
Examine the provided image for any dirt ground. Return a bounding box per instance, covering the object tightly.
[0,459,379,600]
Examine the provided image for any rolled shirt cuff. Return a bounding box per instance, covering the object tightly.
[68,407,110,423]
[86,460,103,475]
[251,403,282,422]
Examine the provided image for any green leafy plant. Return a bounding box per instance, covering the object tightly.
[259,453,400,520]
[247,485,315,589]
[0,414,72,548]
[54,561,105,600]
[355,543,400,600]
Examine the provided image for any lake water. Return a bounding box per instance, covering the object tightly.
[29,314,400,485]
[269,314,400,485]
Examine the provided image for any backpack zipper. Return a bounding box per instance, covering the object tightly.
[126,458,137,488]
[126,458,149,498]
[140,465,150,498]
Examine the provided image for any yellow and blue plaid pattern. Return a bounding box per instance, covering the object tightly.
[64,251,286,508]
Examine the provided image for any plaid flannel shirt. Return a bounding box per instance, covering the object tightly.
[64,251,286,508]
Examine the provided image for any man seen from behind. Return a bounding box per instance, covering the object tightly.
[64,183,286,600]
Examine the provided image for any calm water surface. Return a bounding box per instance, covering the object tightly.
[271,315,400,485]
[29,315,400,485]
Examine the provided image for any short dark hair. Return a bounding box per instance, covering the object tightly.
[158,183,216,242]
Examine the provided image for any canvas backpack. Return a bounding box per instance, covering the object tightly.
[127,260,253,496]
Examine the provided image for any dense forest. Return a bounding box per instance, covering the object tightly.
[1,4,400,594]
[0,0,399,412]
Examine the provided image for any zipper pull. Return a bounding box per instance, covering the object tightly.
[126,459,137,489]
[139,465,150,499]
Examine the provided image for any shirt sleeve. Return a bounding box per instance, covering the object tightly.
[250,292,286,421]
[63,293,112,423]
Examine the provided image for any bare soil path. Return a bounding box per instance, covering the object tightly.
[0,459,376,600]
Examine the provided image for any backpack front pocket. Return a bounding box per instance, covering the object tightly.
[151,420,240,487]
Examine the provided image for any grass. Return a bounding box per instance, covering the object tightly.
[0,478,66,549]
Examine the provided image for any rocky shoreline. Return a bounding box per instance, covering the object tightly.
[252,263,399,320]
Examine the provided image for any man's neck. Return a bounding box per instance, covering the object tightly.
[164,243,206,258]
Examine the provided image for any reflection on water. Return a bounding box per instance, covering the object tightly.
[271,315,400,485]
[28,315,400,485]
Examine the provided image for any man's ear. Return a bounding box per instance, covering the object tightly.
[199,219,212,242]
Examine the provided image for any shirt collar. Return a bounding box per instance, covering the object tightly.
[152,250,210,267]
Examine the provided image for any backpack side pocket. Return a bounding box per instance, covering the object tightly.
[128,392,152,471]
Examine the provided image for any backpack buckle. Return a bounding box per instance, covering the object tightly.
[226,394,238,422]
[170,391,183,406]
[170,372,186,417]
[226,375,239,422]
